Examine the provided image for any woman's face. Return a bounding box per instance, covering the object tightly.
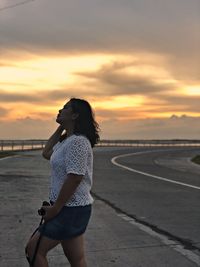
[56,101,75,125]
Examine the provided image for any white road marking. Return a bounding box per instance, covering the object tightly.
[0,155,19,161]
[111,150,200,190]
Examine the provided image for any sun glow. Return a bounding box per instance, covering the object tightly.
[93,95,145,109]
[183,86,200,96]
[0,54,117,92]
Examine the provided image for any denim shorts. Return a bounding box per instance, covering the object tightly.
[38,204,92,240]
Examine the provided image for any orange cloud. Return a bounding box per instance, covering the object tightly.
[0,51,199,138]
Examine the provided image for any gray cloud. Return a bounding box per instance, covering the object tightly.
[0,88,99,104]
[42,90,74,101]
[1,0,198,51]
[0,70,199,115]
[0,113,199,140]
[76,60,200,113]
[0,116,58,139]
[0,90,41,102]
[148,95,200,113]
[95,100,200,122]
[0,106,9,116]
[101,115,200,139]
[76,61,176,95]
[96,108,134,120]
[0,0,199,83]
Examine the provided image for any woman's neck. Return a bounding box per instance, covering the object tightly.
[65,127,74,137]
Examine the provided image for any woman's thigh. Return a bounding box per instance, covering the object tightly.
[61,234,85,264]
[26,231,60,257]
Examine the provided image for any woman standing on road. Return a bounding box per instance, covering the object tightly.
[26,98,100,267]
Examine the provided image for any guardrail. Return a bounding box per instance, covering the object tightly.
[0,140,46,151]
[1,139,200,151]
[99,140,200,147]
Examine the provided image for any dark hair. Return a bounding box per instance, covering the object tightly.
[60,98,100,147]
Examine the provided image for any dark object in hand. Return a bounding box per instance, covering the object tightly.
[38,201,50,216]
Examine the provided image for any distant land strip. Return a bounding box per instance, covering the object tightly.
[0,139,200,152]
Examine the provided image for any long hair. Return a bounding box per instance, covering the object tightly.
[60,98,100,147]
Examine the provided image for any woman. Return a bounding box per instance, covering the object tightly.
[26,98,100,267]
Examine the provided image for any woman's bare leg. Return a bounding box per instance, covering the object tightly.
[61,234,87,267]
[26,231,60,267]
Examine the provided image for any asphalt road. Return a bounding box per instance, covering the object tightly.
[0,146,200,266]
[93,147,200,249]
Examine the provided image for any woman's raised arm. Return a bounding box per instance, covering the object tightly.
[42,125,64,160]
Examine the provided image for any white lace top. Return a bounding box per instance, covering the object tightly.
[49,134,94,206]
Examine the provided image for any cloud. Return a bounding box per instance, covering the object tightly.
[100,115,200,139]
[0,116,58,139]
[0,89,80,104]
[149,94,200,113]
[0,106,9,116]
[0,113,199,140]
[0,0,199,83]
[0,0,199,140]
[0,90,41,102]
[75,60,176,96]
[0,88,99,105]
[0,58,199,116]
[1,0,198,52]
[95,99,200,122]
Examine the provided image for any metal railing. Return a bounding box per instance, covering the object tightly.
[0,140,46,151]
[1,139,200,152]
[98,139,200,147]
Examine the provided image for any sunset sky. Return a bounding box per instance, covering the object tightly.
[0,0,199,139]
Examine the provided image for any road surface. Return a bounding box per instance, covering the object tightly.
[0,146,199,266]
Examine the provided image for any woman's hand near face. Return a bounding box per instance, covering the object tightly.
[42,125,65,160]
